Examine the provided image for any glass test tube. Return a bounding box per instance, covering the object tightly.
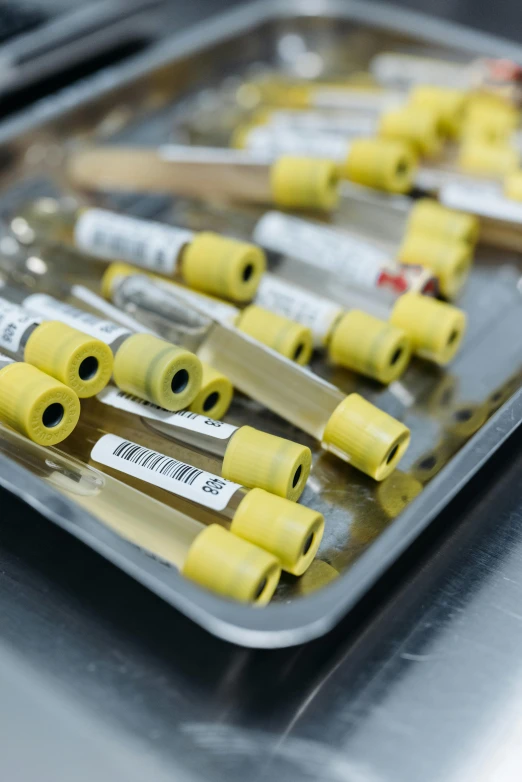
[11,196,266,303]
[237,102,445,157]
[100,268,411,481]
[84,388,313,503]
[0,294,113,397]
[0,283,203,413]
[58,412,324,576]
[0,421,281,605]
[0,353,80,445]
[65,146,340,212]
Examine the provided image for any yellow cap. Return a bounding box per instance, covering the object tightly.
[249,81,312,108]
[344,138,417,193]
[0,361,80,445]
[113,333,202,411]
[181,232,265,303]
[376,470,423,518]
[458,139,519,177]
[182,524,280,605]
[463,101,519,141]
[270,156,340,212]
[390,293,466,365]
[398,233,473,299]
[23,320,114,398]
[378,105,445,156]
[222,425,311,501]
[230,488,324,576]
[504,171,522,201]
[322,393,410,481]
[328,310,411,384]
[409,85,467,136]
[236,304,313,365]
[188,362,233,420]
[406,198,480,246]
[101,262,139,300]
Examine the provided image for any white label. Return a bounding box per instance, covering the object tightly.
[0,298,40,354]
[242,126,350,161]
[74,208,194,274]
[254,274,342,346]
[91,433,241,511]
[264,110,377,137]
[371,53,470,89]
[310,88,402,112]
[23,293,130,344]
[253,212,385,288]
[153,279,238,325]
[97,386,238,439]
[440,181,522,224]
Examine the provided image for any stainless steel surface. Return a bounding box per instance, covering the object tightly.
[1,426,522,780]
[1,0,522,647]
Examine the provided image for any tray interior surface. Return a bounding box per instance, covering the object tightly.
[0,4,521,640]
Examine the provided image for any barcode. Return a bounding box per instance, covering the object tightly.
[112,439,203,485]
[115,390,199,419]
[92,228,148,264]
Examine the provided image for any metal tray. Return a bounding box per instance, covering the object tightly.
[1,0,522,648]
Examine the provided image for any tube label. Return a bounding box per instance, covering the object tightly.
[0,298,40,354]
[23,293,130,344]
[153,279,239,325]
[261,110,376,136]
[253,212,385,288]
[440,181,522,224]
[74,208,194,274]
[254,274,342,346]
[97,386,238,439]
[242,126,350,160]
[91,433,241,510]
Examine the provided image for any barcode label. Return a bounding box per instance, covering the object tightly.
[262,110,377,137]
[242,126,350,160]
[254,274,342,346]
[440,181,522,224]
[91,433,241,510]
[74,208,194,274]
[23,293,130,345]
[0,298,40,354]
[97,386,238,439]
[253,212,385,288]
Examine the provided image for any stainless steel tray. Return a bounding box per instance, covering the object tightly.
[1,0,522,648]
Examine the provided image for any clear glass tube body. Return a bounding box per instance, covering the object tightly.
[0,420,201,569]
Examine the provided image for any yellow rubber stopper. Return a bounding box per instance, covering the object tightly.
[344,138,417,194]
[270,156,340,212]
[180,232,266,303]
[23,320,114,399]
[504,171,522,201]
[378,105,445,156]
[328,310,411,384]
[113,333,202,411]
[188,362,233,420]
[390,293,466,365]
[322,393,410,481]
[236,304,313,365]
[182,524,280,605]
[462,101,519,142]
[398,233,473,300]
[406,198,480,247]
[0,361,80,446]
[230,488,324,576]
[458,139,519,177]
[222,425,311,502]
[409,85,467,136]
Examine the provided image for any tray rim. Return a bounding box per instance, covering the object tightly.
[1,0,522,648]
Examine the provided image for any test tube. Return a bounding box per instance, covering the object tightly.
[0,284,203,412]
[59,417,324,576]
[0,421,281,605]
[66,147,341,211]
[0,295,113,397]
[100,268,411,481]
[0,353,80,445]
